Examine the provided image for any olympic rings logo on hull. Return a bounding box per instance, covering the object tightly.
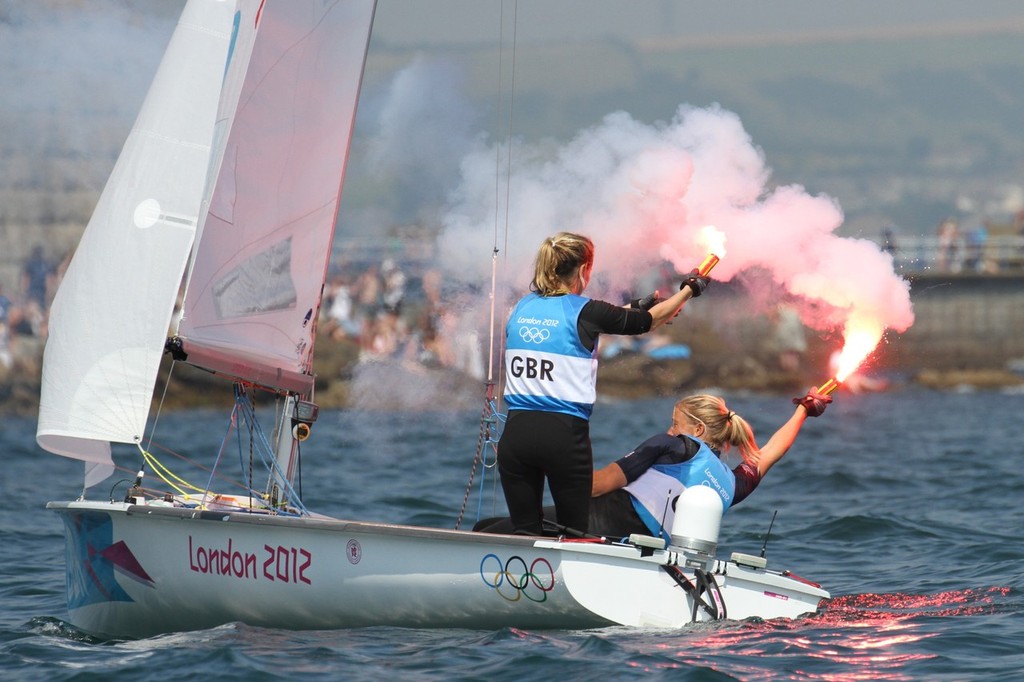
[480,553,556,602]
[519,327,551,343]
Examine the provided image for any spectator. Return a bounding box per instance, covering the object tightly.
[936,218,960,272]
[0,284,11,327]
[880,225,899,258]
[963,219,989,273]
[322,274,360,341]
[21,245,53,309]
[0,284,11,369]
[380,258,406,316]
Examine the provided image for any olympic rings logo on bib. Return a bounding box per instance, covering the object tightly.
[519,327,551,343]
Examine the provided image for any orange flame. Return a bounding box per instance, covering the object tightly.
[833,317,884,381]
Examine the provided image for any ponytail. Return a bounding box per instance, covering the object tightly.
[531,232,595,296]
[675,394,759,466]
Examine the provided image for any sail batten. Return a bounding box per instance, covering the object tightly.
[36,0,235,483]
[177,0,377,392]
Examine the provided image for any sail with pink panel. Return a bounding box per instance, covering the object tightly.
[175,0,376,396]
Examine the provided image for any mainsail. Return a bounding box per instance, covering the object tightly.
[36,1,234,488]
[176,0,377,395]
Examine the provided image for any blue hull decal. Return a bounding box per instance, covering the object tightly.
[63,512,152,609]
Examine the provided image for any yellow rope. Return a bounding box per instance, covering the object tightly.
[139,445,204,501]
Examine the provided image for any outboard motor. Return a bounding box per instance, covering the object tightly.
[669,485,724,558]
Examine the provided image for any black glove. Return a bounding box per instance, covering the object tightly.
[680,269,710,297]
[792,388,832,417]
[629,292,659,311]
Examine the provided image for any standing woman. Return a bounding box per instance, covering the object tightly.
[499,232,709,535]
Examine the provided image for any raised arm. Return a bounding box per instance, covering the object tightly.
[755,388,831,476]
[755,406,809,476]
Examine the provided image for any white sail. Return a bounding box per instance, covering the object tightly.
[176,0,377,395]
[36,1,234,488]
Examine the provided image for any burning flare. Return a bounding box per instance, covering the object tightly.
[818,316,885,394]
[695,225,726,276]
[834,317,883,381]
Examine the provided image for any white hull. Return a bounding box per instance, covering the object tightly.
[50,500,828,638]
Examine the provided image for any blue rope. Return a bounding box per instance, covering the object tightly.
[473,399,505,522]
[211,389,311,517]
[202,399,240,501]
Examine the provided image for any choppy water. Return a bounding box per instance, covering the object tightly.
[2,387,1023,680]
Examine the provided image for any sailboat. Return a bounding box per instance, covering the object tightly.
[38,0,828,639]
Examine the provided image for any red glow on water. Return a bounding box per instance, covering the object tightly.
[626,587,1010,680]
[823,586,1010,619]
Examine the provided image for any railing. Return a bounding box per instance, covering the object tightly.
[330,233,1024,277]
[875,234,1024,276]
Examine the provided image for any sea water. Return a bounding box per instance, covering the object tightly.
[2,387,1022,680]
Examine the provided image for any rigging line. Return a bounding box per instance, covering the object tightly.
[140,448,197,498]
[459,2,519,530]
[201,399,243,508]
[231,391,310,514]
[487,0,517,387]
[456,392,493,529]
[140,447,204,492]
[491,0,506,253]
[146,436,251,493]
[136,346,179,490]
[496,0,518,401]
[146,356,176,451]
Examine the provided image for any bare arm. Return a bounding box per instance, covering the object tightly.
[647,286,693,330]
[592,462,628,496]
[755,404,810,476]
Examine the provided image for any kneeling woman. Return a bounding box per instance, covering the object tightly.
[476,389,830,539]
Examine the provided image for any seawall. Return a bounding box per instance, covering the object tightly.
[889,273,1024,370]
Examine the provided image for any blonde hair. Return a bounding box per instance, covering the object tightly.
[531,232,595,296]
[675,394,759,466]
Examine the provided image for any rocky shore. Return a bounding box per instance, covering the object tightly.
[5,318,1023,418]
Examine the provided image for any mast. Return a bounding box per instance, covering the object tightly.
[267,395,319,508]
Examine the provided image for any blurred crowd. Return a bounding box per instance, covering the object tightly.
[318,258,485,379]
[0,245,66,371]
[0,248,487,381]
[880,210,1024,274]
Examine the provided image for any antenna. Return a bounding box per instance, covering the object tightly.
[759,510,778,558]
[656,492,673,539]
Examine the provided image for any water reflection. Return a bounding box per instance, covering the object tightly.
[624,586,1009,680]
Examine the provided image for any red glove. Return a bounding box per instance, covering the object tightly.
[793,389,832,417]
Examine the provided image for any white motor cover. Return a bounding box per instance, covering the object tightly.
[669,485,724,553]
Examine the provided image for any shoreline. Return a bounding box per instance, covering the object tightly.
[4,334,1023,418]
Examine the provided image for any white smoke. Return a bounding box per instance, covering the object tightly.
[437,103,914,337]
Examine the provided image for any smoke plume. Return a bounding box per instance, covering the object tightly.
[438,103,915,339]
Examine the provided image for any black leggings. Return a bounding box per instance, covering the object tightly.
[474,490,649,540]
[497,410,592,535]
